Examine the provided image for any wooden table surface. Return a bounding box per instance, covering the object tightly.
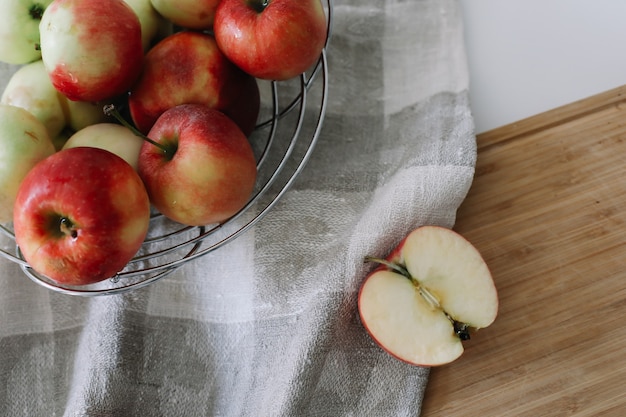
[420,86,626,416]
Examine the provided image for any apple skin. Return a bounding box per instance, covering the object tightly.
[1,60,112,150]
[13,147,151,286]
[62,99,110,133]
[128,31,259,136]
[39,0,144,102]
[62,123,144,170]
[138,104,257,226]
[214,0,327,80]
[358,226,498,367]
[0,0,53,64]
[123,0,166,50]
[0,104,56,223]
[150,0,221,30]
[221,72,260,137]
[1,60,67,139]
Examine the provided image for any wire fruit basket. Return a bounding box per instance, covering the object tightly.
[0,1,333,296]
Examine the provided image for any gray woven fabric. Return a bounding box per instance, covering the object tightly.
[0,0,475,415]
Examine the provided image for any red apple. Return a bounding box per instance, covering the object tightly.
[221,73,260,137]
[358,226,498,366]
[13,147,151,286]
[38,0,144,102]
[213,0,327,80]
[128,30,259,135]
[138,104,257,226]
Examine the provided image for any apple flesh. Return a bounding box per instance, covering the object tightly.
[39,0,143,102]
[214,0,327,80]
[138,104,257,226]
[13,147,150,285]
[0,104,56,223]
[128,31,259,135]
[0,0,53,64]
[358,226,498,366]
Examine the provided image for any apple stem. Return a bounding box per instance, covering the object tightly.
[364,256,410,278]
[103,104,170,154]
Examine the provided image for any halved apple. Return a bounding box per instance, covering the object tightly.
[358,226,498,366]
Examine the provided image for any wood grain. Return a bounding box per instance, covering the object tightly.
[420,85,626,416]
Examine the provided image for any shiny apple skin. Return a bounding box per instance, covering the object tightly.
[39,0,144,102]
[13,147,151,286]
[138,104,257,226]
[128,31,259,135]
[214,0,327,80]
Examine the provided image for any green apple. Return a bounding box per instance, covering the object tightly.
[1,60,67,138]
[0,0,53,64]
[123,0,165,50]
[150,0,221,30]
[63,123,144,170]
[62,99,109,132]
[0,104,56,223]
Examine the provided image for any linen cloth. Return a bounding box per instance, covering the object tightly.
[0,0,476,415]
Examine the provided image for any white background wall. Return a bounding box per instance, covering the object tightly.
[459,0,626,134]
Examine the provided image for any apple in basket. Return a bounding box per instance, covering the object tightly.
[1,60,67,140]
[358,226,499,366]
[38,0,144,102]
[149,0,221,30]
[213,0,328,80]
[128,30,259,136]
[1,59,112,150]
[62,123,145,171]
[0,105,56,224]
[0,0,53,64]
[123,0,168,51]
[13,147,151,286]
[130,103,257,227]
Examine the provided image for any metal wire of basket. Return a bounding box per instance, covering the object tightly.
[0,0,333,296]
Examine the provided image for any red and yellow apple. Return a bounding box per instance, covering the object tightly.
[13,147,151,285]
[214,0,327,80]
[38,0,144,102]
[138,104,257,226]
[0,104,56,223]
[358,226,498,366]
[128,30,259,135]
